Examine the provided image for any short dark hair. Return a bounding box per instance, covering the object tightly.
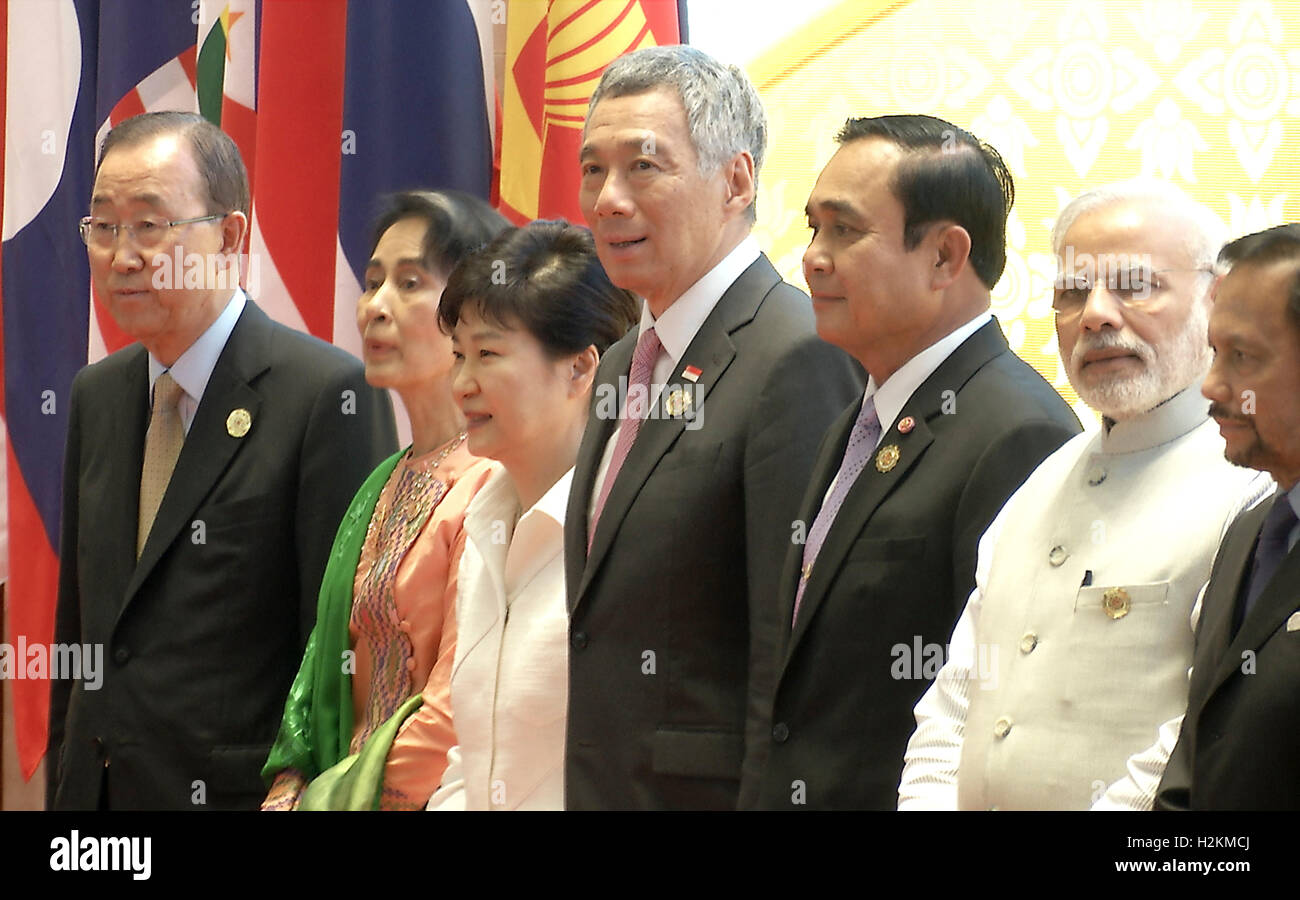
[96,111,250,217]
[369,190,509,280]
[835,114,1014,289]
[1219,223,1300,333]
[438,220,638,357]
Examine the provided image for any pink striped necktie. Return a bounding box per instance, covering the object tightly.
[589,326,662,551]
[792,396,882,627]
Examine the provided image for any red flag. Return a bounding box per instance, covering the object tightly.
[498,0,680,225]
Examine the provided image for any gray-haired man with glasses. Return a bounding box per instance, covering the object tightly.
[48,111,396,809]
[899,178,1271,810]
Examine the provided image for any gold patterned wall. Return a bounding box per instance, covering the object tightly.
[744,0,1300,421]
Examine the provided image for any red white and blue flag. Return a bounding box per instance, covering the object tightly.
[1,0,496,781]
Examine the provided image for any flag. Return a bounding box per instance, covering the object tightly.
[498,0,681,225]
[1,0,496,781]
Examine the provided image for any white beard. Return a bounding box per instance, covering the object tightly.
[1066,302,1211,421]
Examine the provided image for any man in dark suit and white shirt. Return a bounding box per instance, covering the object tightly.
[1157,224,1300,810]
[741,115,1080,809]
[48,111,396,809]
[566,46,862,810]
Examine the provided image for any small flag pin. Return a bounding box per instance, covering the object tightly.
[682,365,702,383]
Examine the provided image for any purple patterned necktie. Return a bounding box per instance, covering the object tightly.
[590,326,662,550]
[1236,494,1298,633]
[792,396,882,627]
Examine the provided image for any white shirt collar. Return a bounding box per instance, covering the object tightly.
[465,466,574,601]
[635,235,761,364]
[147,289,246,433]
[865,311,992,436]
[467,465,573,539]
[527,466,573,529]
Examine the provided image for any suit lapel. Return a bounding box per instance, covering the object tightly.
[124,301,272,605]
[784,320,1008,660]
[99,349,152,611]
[787,413,935,656]
[573,254,778,610]
[1204,497,1300,702]
[566,336,631,613]
[776,404,857,632]
[466,474,515,626]
[1191,500,1266,706]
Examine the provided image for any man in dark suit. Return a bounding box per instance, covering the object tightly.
[47,112,396,809]
[1156,224,1300,810]
[566,46,863,810]
[741,115,1080,810]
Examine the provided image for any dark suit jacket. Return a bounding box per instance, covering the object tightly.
[741,319,1080,809]
[1156,492,1300,810]
[564,253,864,810]
[47,299,397,810]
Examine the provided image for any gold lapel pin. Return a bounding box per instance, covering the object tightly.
[1102,587,1131,620]
[226,408,252,438]
[875,444,901,472]
[663,388,693,417]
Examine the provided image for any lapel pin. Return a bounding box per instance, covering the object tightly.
[663,388,693,417]
[1102,587,1131,620]
[875,444,900,473]
[897,416,915,434]
[226,408,252,438]
[681,365,702,383]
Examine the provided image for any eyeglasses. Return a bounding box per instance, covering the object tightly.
[1051,267,1213,320]
[78,213,227,250]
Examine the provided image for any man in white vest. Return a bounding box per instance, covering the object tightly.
[897,179,1272,810]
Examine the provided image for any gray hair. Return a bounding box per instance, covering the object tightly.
[587,46,766,221]
[1052,178,1228,274]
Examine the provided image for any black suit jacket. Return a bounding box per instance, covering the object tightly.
[564,253,864,810]
[47,299,397,810]
[741,319,1080,809]
[1156,492,1300,810]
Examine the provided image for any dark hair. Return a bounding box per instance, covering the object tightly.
[1219,223,1300,332]
[96,111,250,217]
[438,220,638,357]
[835,114,1014,289]
[369,190,508,280]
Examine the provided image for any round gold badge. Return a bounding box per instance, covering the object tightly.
[1102,587,1130,620]
[875,444,901,473]
[663,388,693,417]
[226,408,252,438]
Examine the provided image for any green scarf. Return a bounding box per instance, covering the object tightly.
[298,693,424,811]
[262,448,406,786]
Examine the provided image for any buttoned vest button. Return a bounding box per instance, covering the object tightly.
[993,716,1013,739]
[571,631,589,650]
[113,646,130,665]
[1019,632,1038,654]
[771,722,790,743]
[1048,545,1068,566]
